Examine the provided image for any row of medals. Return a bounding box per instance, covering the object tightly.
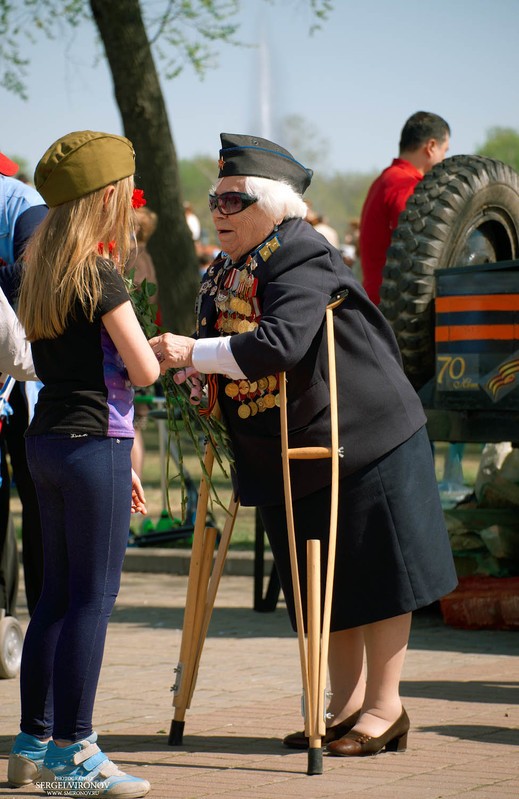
[215,295,258,334]
[214,260,280,419]
[224,374,280,419]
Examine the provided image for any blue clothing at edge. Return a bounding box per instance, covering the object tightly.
[0,175,46,266]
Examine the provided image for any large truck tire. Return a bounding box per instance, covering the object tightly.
[379,155,519,389]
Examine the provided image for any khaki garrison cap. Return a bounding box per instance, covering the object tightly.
[35,130,135,207]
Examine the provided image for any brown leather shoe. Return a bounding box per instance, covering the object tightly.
[282,709,361,750]
[326,708,410,757]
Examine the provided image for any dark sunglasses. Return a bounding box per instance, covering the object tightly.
[208,191,258,215]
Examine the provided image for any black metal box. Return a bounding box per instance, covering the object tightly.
[434,260,519,411]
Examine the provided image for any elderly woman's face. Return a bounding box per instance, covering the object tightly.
[211,177,278,262]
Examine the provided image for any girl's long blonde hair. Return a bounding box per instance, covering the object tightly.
[18,176,134,341]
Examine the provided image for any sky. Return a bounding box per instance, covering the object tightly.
[3,0,519,180]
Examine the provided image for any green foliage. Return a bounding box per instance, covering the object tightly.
[0,1,333,98]
[149,0,242,80]
[476,127,519,174]
[309,0,333,34]
[0,0,87,97]
[0,0,254,97]
[126,271,233,520]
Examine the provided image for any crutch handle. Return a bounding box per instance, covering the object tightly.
[287,446,332,460]
[327,288,349,311]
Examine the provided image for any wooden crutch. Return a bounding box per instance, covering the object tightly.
[279,289,347,776]
[168,413,240,746]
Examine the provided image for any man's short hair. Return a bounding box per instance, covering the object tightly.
[399,111,450,153]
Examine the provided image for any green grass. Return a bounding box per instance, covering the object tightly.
[139,424,257,548]
[136,428,483,550]
[9,424,483,549]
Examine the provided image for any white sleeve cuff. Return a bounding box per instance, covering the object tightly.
[192,336,247,379]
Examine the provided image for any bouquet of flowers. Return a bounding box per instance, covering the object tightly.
[127,270,233,521]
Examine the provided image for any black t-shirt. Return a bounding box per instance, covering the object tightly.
[27,261,134,438]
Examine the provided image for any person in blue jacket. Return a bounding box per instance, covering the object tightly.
[0,150,47,616]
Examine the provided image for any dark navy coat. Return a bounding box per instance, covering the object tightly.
[197,217,426,507]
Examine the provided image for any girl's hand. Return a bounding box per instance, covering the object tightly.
[131,469,147,514]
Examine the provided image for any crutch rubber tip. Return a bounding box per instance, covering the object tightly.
[168,719,185,746]
[307,747,323,775]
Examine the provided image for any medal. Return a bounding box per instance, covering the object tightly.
[225,382,239,398]
[206,237,286,421]
[216,289,229,305]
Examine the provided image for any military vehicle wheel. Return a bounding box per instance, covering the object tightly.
[379,155,519,389]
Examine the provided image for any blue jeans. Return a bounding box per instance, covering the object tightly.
[20,434,133,741]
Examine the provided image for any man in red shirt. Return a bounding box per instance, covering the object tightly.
[359,111,450,305]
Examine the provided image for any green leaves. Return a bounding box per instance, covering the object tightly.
[126,271,160,339]
[126,271,234,522]
[476,127,519,174]
[0,0,332,97]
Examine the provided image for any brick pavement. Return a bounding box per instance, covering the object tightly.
[1,558,518,799]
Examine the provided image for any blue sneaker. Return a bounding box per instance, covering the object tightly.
[8,731,49,787]
[38,732,150,797]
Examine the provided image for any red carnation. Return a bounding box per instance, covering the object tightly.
[132,188,146,209]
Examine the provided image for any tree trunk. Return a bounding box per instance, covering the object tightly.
[89,0,200,334]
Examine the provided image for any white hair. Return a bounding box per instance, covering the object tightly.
[213,175,308,221]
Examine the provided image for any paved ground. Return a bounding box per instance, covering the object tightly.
[0,553,518,799]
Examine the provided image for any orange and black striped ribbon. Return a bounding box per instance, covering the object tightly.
[435,293,519,342]
[198,373,219,417]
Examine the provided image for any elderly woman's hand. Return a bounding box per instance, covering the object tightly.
[149,332,195,373]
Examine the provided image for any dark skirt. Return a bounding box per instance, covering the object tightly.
[259,426,458,632]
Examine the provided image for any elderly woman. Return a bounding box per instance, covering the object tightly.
[150,133,457,757]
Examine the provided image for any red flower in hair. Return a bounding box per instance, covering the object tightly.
[97,241,116,255]
[97,189,145,254]
[132,188,146,209]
